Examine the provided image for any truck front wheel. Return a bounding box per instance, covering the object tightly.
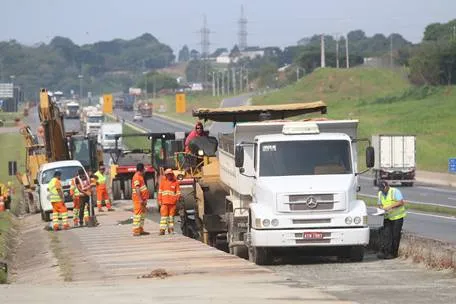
[248,246,272,265]
[112,180,122,201]
[349,246,365,262]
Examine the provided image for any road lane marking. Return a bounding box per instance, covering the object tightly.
[408,211,456,221]
[359,193,456,209]
[447,197,456,201]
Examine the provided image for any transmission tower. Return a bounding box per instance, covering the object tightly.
[200,15,211,59]
[238,5,248,51]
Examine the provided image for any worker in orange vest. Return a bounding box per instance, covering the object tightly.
[158,168,181,235]
[132,163,150,236]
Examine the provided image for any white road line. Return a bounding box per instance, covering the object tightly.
[408,211,456,221]
[448,197,456,201]
[359,193,456,209]
[416,186,456,194]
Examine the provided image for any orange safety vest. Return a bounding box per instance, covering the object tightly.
[76,176,91,196]
[158,178,181,205]
[132,172,149,201]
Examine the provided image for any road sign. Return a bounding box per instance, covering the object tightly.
[0,83,13,98]
[175,93,186,113]
[103,94,113,114]
[449,158,456,174]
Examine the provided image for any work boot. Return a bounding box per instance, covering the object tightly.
[133,231,141,237]
[159,229,166,236]
[63,224,70,230]
[168,228,175,235]
[53,225,60,231]
[140,231,150,235]
[98,208,104,212]
[107,208,115,212]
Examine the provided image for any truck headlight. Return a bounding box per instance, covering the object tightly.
[262,219,270,227]
[354,216,362,225]
[345,216,353,225]
[271,219,279,227]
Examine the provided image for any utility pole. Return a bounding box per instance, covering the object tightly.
[320,34,326,68]
[78,74,83,100]
[240,66,243,92]
[345,34,350,69]
[297,67,300,82]
[245,68,249,92]
[221,70,225,95]
[153,76,156,99]
[336,36,340,69]
[227,69,231,95]
[212,71,216,96]
[390,35,394,68]
[232,68,237,95]
[217,72,221,96]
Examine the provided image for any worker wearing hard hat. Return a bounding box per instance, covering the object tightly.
[377,181,407,259]
[132,163,150,236]
[48,171,70,231]
[94,164,114,212]
[157,168,181,235]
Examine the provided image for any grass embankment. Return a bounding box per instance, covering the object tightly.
[0,132,25,283]
[150,93,222,124]
[122,123,149,150]
[254,67,456,172]
[360,195,456,217]
[0,111,23,127]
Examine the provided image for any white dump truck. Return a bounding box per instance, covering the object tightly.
[99,122,123,151]
[80,106,104,136]
[64,101,80,119]
[371,135,416,187]
[182,102,377,265]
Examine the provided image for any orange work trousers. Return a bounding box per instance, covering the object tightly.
[159,204,177,230]
[96,185,111,209]
[132,200,147,234]
[52,201,69,230]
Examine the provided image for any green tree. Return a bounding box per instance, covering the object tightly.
[178,45,190,62]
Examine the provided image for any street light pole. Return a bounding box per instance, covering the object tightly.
[78,74,83,102]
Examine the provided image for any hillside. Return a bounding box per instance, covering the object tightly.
[254,68,455,172]
[0,33,174,99]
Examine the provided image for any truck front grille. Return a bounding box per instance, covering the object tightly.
[288,194,335,211]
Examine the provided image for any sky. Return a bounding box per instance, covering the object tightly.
[3,0,456,53]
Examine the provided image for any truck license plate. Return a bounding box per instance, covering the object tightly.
[303,232,323,239]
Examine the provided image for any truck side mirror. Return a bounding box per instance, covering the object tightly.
[235,145,244,168]
[366,146,375,168]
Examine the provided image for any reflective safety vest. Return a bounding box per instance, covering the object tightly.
[158,178,181,205]
[70,178,80,197]
[132,172,149,201]
[378,187,407,221]
[48,177,62,203]
[94,171,106,185]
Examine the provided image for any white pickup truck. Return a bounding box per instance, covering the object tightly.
[37,160,88,222]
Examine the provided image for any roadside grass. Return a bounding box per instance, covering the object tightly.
[48,232,73,282]
[360,195,456,217]
[0,212,11,283]
[0,132,25,283]
[149,93,222,124]
[253,67,456,172]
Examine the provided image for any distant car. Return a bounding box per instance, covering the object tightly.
[133,113,143,122]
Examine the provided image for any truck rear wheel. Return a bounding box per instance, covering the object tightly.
[248,246,272,265]
[124,179,132,200]
[112,180,122,201]
[146,177,155,199]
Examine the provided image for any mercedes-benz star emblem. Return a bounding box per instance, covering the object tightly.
[306,196,318,209]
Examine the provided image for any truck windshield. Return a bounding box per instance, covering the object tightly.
[41,166,83,184]
[68,105,79,111]
[259,140,352,176]
[72,139,91,167]
[104,134,117,140]
[88,116,104,123]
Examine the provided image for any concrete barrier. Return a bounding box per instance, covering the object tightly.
[369,229,456,270]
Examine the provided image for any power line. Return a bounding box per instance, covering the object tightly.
[238,5,248,51]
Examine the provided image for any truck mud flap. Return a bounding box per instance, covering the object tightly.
[203,214,227,232]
